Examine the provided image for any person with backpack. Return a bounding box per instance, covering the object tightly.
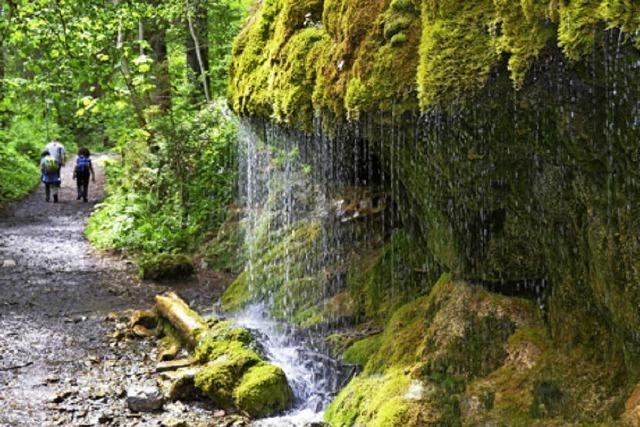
[73,147,95,202]
[40,150,61,203]
[44,140,66,168]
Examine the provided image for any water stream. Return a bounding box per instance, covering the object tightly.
[232,305,351,426]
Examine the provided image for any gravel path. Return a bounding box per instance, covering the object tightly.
[0,156,227,427]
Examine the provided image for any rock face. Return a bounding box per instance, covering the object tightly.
[126,384,165,412]
[226,0,640,425]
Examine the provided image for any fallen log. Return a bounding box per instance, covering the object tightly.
[153,292,293,418]
[155,292,206,347]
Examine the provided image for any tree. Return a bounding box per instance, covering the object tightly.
[185,0,210,102]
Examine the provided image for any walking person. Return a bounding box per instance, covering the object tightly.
[44,139,66,168]
[40,150,61,203]
[73,147,95,202]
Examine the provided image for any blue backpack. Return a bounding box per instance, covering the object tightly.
[76,155,91,175]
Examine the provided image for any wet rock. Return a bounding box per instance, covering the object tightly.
[50,390,75,403]
[132,324,156,338]
[213,409,226,417]
[305,395,325,413]
[130,309,158,329]
[623,384,640,427]
[158,367,200,402]
[126,384,165,412]
[45,375,60,384]
[161,417,188,427]
[303,423,331,427]
[2,259,16,268]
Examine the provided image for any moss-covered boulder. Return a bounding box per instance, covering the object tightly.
[191,320,293,416]
[193,340,292,417]
[154,293,293,418]
[194,348,262,406]
[327,274,631,426]
[233,363,293,418]
[137,253,194,280]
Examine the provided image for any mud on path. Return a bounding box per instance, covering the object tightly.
[0,156,229,426]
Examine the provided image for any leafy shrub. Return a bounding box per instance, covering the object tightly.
[86,102,238,257]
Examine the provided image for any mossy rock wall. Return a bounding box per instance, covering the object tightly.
[228,1,640,423]
[229,0,640,123]
[230,0,640,388]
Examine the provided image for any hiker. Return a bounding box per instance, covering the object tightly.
[40,150,61,203]
[73,147,95,202]
[44,140,66,168]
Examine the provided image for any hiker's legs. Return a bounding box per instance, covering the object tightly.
[78,176,89,202]
[52,183,59,203]
[76,179,83,200]
[44,183,51,202]
[82,180,89,202]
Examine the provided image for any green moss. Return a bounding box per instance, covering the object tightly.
[191,317,293,417]
[391,0,416,14]
[221,219,325,323]
[194,347,262,406]
[327,275,553,426]
[221,271,250,312]
[417,0,499,109]
[344,77,372,119]
[343,334,383,367]
[390,32,408,47]
[325,368,413,427]
[157,317,187,348]
[136,253,194,280]
[233,362,293,418]
[195,331,255,363]
[230,0,639,119]
[346,229,437,323]
[383,16,413,40]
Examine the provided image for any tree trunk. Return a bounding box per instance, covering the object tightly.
[185,0,209,101]
[147,24,172,112]
[0,0,12,127]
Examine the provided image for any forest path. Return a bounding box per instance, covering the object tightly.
[0,156,223,426]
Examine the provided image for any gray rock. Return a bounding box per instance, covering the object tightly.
[2,259,16,268]
[161,417,188,427]
[158,367,200,402]
[126,384,165,412]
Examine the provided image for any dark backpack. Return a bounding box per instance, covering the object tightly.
[76,155,91,175]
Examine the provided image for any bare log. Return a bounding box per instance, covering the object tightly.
[155,292,206,346]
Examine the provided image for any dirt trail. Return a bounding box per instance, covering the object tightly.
[0,156,225,426]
